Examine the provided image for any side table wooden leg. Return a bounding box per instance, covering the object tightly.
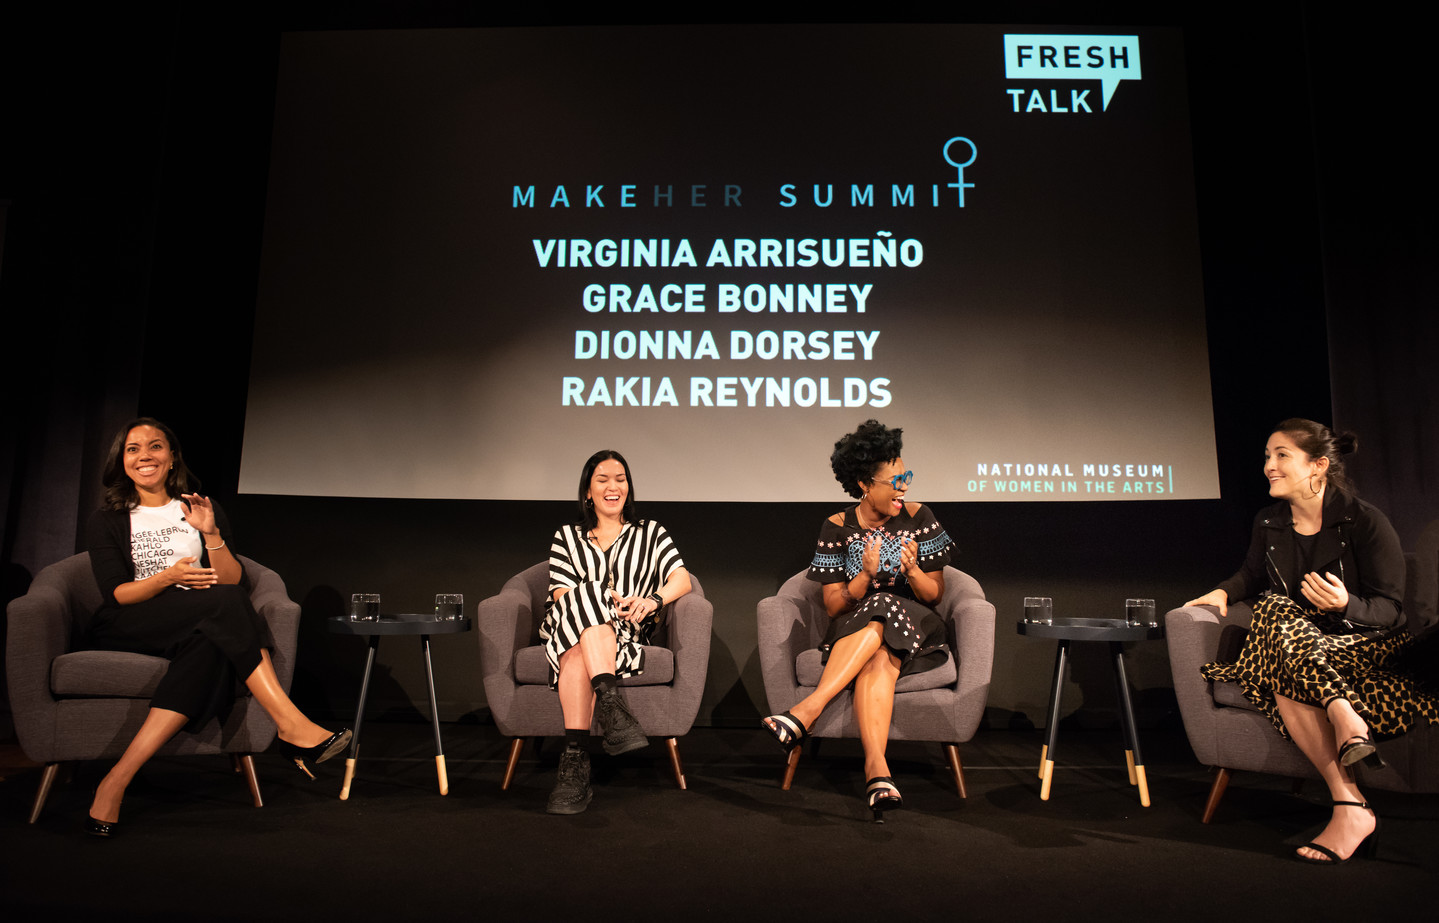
[420,634,448,795]
[1111,642,1149,807]
[1039,640,1069,800]
[340,759,357,801]
[340,635,379,801]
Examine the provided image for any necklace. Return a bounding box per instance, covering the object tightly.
[855,503,889,531]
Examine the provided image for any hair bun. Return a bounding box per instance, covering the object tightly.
[1333,431,1359,455]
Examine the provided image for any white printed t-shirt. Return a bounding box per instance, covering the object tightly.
[129,499,203,583]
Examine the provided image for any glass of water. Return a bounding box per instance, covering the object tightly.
[434,593,464,621]
[350,593,381,621]
[1023,597,1053,625]
[1126,598,1157,628]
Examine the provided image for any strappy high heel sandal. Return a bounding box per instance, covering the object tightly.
[1295,800,1380,865]
[1337,735,1386,770]
[276,728,352,779]
[865,776,904,823]
[761,711,808,754]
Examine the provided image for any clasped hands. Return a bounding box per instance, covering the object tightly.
[611,591,658,622]
[860,534,920,579]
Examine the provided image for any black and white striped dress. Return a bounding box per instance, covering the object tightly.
[541,520,685,686]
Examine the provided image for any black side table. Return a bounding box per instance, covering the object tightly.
[327,614,472,799]
[1017,617,1163,807]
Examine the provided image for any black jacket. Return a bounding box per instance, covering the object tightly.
[1216,487,1406,631]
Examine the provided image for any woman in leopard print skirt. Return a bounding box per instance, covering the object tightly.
[1188,419,1439,864]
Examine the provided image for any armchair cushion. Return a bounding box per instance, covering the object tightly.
[50,651,169,698]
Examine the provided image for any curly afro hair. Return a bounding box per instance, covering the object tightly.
[830,419,903,498]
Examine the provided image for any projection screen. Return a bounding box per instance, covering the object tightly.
[239,24,1219,502]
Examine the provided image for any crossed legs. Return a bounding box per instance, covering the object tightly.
[90,649,334,825]
[1273,693,1377,861]
[770,621,903,779]
[557,622,620,728]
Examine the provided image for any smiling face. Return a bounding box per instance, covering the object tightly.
[1264,431,1326,502]
[862,457,909,518]
[586,458,629,521]
[123,424,174,500]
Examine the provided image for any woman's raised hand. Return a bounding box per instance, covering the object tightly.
[861,533,883,578]
[180,493,218,538]
[898,538,919,575]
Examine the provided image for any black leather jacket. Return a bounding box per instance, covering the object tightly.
[1216,487,1406,631]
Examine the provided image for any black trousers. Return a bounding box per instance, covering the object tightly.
[88,584,268,733]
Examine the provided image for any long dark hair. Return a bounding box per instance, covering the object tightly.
[576,449,637,530]
[100,417,200,511]
[1273,417,1359,495]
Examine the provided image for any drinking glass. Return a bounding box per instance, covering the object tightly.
[434,593,464,621]
[350,593,381,621]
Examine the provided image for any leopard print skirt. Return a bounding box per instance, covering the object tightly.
[1200,593,1439,740]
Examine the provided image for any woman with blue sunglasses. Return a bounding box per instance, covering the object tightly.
[763,419,954,819]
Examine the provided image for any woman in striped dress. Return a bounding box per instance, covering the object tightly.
[540,449,691,814]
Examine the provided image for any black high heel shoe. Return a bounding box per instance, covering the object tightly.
[865,776,904,823]
[276,728,352,780]
[85,815,119,837]
[1337,735,1387,770]
[86,789,119,838]
[1295,800,1380,864]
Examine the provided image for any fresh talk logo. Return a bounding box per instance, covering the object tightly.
[1003,34,1142,112]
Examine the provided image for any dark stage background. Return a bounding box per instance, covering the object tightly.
[2,3,1435,730]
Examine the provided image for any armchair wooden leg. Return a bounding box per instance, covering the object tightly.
[1201,767,1231,823]
[664,737,686,790]
[780,744,802,790]
[501,737,525,791]
[28,763,61,824]
[944,744,968,799]
[235,754,264,807]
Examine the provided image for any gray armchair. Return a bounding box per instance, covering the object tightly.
[1166,522,1439,822]
[478,562,713,790]
[5,552,301,822]
[756,566,996,795]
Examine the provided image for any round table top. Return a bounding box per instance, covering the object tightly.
[1016,617,1163,642]
[327,614,472,635]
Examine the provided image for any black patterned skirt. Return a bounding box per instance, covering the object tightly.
[820,591,949,677]
[1200,593,1439,739]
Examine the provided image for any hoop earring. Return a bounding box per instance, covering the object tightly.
[1308,475,1321,497]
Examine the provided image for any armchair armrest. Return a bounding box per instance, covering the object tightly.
[662,579,714,720]
[238,555,301,691]
[947,594,996,737]
[756,592,810,714]
[478,578,538,704]
[6,583,70,758]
